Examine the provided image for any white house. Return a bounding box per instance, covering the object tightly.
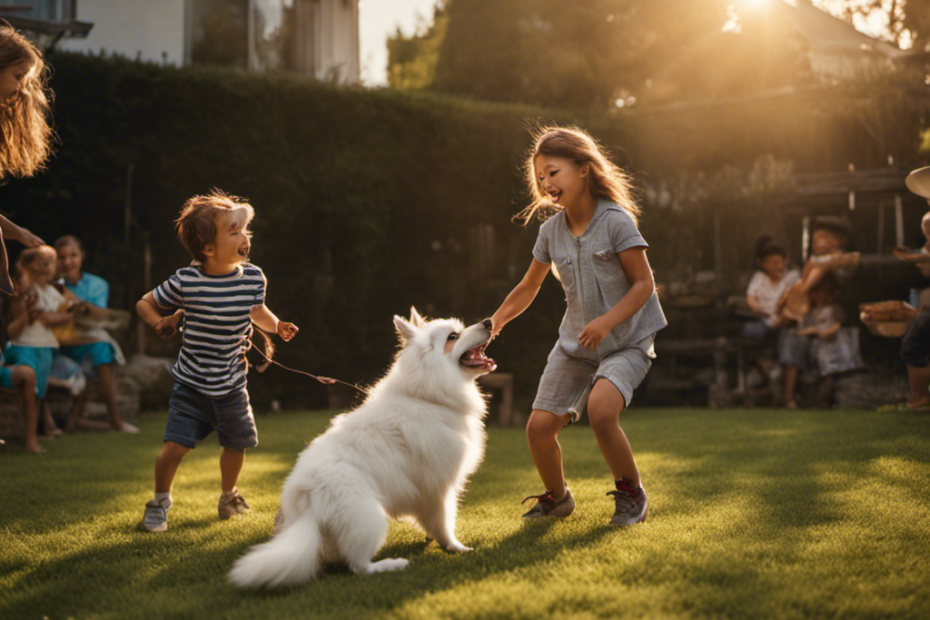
[1,0,360,84]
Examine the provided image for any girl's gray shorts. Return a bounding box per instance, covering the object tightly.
[532,336,654,423]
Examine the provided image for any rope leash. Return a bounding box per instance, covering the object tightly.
[246,337,369,396]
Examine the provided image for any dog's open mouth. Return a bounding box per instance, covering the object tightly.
[460,342,496,371]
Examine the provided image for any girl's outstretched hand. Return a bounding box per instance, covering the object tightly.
[277,321,298,342]
[578,317,610,351]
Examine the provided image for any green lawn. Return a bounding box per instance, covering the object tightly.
[1,407,928,620]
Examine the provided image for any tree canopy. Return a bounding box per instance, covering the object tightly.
[387,0,929,110]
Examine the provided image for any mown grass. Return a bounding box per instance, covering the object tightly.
[1,407,929,620]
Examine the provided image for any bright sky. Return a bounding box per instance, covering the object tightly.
[359,0,440,86]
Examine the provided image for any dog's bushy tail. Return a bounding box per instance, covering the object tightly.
[228,512,321,588]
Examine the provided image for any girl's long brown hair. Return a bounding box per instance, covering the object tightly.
[0,23,53,179]
[515,125,640,226]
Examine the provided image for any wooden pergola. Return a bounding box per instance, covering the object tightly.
[774,167,929,260]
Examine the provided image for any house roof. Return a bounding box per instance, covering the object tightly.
[771,0,906,58]
[0,7,92,52]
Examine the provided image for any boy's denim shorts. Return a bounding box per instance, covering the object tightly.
[163,381,258,450]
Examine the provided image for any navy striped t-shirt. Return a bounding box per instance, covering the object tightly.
[153,264,266,397]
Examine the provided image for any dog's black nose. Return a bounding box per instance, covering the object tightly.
[481,318,493,331]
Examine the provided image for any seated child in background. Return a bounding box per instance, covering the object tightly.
[1,246,80,451]
[51,235,137,433]
[779,217,854,323]
[743,234,800,340]
[791,274,863,408]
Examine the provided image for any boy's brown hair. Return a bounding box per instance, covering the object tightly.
[175,189,254,263]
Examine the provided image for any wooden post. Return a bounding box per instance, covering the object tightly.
[877,202,885,255]
[124,163,133,246]
[895,194,904,247]
[714,210,723,287]
[801,216,811,262]
[135,233,151,356]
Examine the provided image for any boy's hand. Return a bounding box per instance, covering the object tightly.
[277,322,298,342]
[155,310,183,339]
[579,317,611,351]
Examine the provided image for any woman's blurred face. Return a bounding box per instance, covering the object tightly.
[0,59,32,103]
[57,242,83,282]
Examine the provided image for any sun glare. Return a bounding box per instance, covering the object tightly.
[741,0,771,8]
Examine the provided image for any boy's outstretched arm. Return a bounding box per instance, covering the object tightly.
[251,304,298,342]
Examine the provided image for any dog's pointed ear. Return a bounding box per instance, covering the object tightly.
[394,315,417,343]
[409,306,427,328]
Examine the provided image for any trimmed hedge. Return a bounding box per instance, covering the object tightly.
[3,53,928,410]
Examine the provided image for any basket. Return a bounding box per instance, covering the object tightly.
[859,300,914,338]
[862,320,909,338]
[859,300,915,322]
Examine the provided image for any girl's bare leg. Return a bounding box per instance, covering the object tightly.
[65,387,90,431]
[784,365,799,408]
[96,364,125,430]
[906,364,930,408]
[586,379,639,486]
[13,366,41,452]
[525,409,570,500]
[39,400,62,437]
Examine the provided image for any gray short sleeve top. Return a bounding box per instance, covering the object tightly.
[532,199,667,360]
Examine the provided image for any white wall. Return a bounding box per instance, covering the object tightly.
[319,0,359,84]
[60,0,187,66]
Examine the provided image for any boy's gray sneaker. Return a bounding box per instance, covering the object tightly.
[607,481,647,525]
[143,498,171,532]
[218,489,250,520]
[521,488,575,519]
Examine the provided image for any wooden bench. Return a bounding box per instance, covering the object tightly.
[478,372,515,426]
[653,337,753,407]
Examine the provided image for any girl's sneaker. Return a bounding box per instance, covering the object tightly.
[607,480,647,525]
[521,488,575,518]
[143,498,171,532]
[218,489,250,520]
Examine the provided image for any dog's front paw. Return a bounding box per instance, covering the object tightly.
[445,541,473,553]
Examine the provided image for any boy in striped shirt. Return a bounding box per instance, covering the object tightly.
[136,190,298,532]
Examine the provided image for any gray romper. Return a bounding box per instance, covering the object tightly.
[532,199,667,421]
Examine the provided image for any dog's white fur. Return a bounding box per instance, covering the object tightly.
[229,308,494,588]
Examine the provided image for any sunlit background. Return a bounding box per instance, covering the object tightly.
[359,0,439,85]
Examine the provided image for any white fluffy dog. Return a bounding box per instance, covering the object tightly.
[229,308,496,588]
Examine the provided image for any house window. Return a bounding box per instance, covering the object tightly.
[251,0,296,71]
[189,0,250,69]
[189,0,298,72]
[0,0,75,21]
